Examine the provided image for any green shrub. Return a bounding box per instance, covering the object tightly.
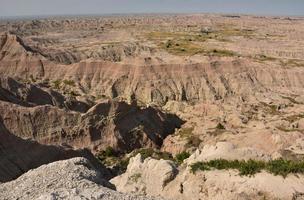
[267,159,304,177]
[238,160,265,176]
[207,159,234,169]
[129,173,142,183]
[190,159,304,177]
[175,151,190,165]
[132,148,173,161]
[97,146,116,160]
[52,79,61,89]
[96,147,130,174]
[63,79,75,87]
[190,162,210,173]
[104,147,115,157]
[216,123,225,130]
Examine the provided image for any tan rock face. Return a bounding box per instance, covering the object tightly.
[0,119,109,183]
[111,154,177,196]
[0,97,183,153]
[111,154,304,200]
[1,31,304,106]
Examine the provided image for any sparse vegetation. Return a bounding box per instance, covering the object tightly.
[267,159,304,177]
[52,79,62,89]
[162,39,204,56]
[175,151,191,165]
[190,159,304,177]
[178,127,194,138]
[63,79,75,87]
[216,123,225,130]
[96,147,117,161]
[131,148,173,161]
[146,31,238,56]
[96,147,175,174]
[129,173,142,183]
[96,147,130,173]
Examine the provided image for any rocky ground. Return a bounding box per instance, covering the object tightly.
[1,14,304,199]
[0,157,162,200]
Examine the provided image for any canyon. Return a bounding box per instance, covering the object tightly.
[1,14,304,199]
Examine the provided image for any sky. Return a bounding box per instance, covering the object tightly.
[0,0,303,17]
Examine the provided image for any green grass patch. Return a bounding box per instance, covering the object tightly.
[211,26,255,38]
[161,40,237,57]
[161,39,205,56]
[216,123,225,130]
[131,148,173,161]
[190,159,304,177]
[96,147,130,174]
[145,31,237,56]
[175,151,191,165]
[129,173,142,183]
[52,79,62,89]
[62,79,75,87]
[97,147,175,174]
[267,159,304,177]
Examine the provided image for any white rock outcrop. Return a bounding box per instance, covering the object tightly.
[0,157,162,200]
[111,154,177,196]
[111,152,304,200]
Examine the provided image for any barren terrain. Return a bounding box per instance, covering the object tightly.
[1,14,304,199]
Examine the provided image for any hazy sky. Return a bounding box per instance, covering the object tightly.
[0,0,303,17]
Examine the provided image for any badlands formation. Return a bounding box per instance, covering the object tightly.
[1,14,304,199]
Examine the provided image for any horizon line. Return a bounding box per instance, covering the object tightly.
[1,11,304,20]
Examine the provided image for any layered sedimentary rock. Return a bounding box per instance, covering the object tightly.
[0,119,109,183]
[1,14,304,200]
[0,32,304,107]
[0,96,182,153]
